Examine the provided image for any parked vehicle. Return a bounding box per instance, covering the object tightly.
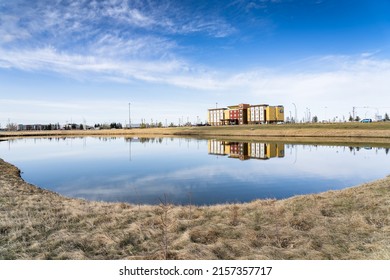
[360,118,372,123]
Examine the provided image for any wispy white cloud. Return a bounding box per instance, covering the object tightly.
[360,50,381,58]
[0,0,235,48]
[0,46,179,78]
[1,43,390,100]
[0,0,238,89]
[0,45,229,90]
[0,15,32,43]
[172,16,236,38]
[91,34,177,59]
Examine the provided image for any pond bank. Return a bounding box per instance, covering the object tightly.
[1,158,389,259]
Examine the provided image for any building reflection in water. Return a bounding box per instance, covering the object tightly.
[208,140,285,160]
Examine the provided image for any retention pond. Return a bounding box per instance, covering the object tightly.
[1,137,389,205]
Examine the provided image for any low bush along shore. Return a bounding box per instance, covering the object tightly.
[1,158,389,260]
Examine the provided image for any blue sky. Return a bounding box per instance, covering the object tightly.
[1,0,390,126]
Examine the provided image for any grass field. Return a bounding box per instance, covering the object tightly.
[1,121,390,138]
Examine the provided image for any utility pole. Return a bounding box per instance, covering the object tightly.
[292,103,297,123]
[128,103,131,129]
[352,106,369,120]
[324,106,327,122]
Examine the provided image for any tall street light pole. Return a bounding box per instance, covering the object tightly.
[292,103,297,123]
[324,106,327,122]
[128,103,131,129]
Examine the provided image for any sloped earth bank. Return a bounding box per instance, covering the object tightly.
[1,158,389,260]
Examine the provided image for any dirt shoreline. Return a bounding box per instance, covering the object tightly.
[1,156,389,260]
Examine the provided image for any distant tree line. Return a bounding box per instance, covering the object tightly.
[140,122,163,128]
[64,123,85,130]
[94,123,123,129]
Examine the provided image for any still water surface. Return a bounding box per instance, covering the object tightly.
[1,137,389,205]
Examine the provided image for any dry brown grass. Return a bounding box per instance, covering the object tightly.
[1,158,389,260]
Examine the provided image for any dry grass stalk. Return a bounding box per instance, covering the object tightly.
[157,194,172,260]
[230,204,240,226]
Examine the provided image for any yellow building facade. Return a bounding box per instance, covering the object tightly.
[208,103,284,126]
[207,108,227,126]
